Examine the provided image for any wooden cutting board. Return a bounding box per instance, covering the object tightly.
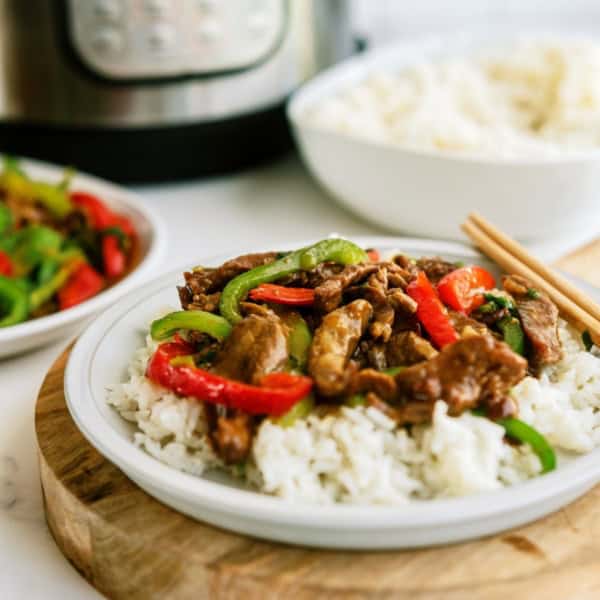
[35,240,600,600]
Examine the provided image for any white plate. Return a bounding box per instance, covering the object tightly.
[288,30,600,240]
[0,157,167,358]
[65,236,600,549]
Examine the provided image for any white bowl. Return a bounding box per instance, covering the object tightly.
[65,236,600,550]
[0,157,167,358]
[288,32,600,241]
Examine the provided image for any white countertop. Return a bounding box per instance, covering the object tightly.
[0,156,595,599]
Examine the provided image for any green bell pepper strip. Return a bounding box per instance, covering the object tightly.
[483,292,516,313]
[0,204,12,235]
[0,276,29,327]
[384,366,405,376]
[472,409,556,473]
[1,159,72,218]
[347,394,367,407]
[299,238,368,271]
[498,316,525,356]
[150,310,233,342]
[275,394,315,427]
[36,258,59,286]
[288,315,312,372]
[29,181,72,219]
[12,226,64,274]
[220,239,368,324]
[499,417,556,473]
[29,259,82,312]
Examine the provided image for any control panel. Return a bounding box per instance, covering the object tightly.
[66,0,287,80]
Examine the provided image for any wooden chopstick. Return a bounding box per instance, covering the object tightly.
[462,217,600,339]
[469,212,600,323]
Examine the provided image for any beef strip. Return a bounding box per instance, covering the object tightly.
[392,335,527,423]
[178,252,278,311]
[365,392,432,425]
[212,306,288,385]
[178,288,221,313]
[277,261,345,288]
[448,310,492,339]
[349,369,397,400]
[387,288,418,314]
[386,331,438,366]
[313,264,378,313]
[184,331,221,360]
[366,343,388,370]
[502,274,562,368]
[370,303,395,342]
[205,406,254,464]
[308,299,373,397]
[392,254,419,278]
[343,264,416,344]
[415,256,457,284]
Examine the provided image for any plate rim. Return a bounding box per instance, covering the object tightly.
[65,235,600,531]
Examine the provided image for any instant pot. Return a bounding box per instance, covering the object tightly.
[0,0,353,182]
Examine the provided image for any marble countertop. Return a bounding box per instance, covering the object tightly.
[0,156,595,598]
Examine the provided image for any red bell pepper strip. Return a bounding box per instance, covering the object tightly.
[367,249,380,262]
[437,266,496,314]
[102,235,126,278]
[58,263,104,310]
[406,271,459,349]
[0,251,13,277]
[146,340,313,416]
[249,283,315,307]
[70,191,114,229]
[70,191,136,238]
[110,215,136,238]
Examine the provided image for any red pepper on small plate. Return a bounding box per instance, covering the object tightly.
[249,283,315,306]
[146,339,313,416]
[70,191,115,230]
[58,263,105,310]
[406,271,459,349]
[437,266,496,314]
[0,251,13,277]
[102,235,126,279]
[71,191,136,238]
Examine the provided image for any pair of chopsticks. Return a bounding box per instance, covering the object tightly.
[462,213,600,342]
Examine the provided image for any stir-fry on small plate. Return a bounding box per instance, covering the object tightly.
[65,237,600,549]
[0,157,166,358]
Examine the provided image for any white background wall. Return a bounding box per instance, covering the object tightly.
[351,0,600,44]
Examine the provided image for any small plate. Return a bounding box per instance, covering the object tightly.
[65,237,600,549]
[0,157,167,358]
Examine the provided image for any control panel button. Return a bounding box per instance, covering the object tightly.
[147,24,176,54]
[66,0,286,79]
[91,27,124,54]
[92,0,122,22]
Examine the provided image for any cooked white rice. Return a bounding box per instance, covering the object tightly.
[106,320,600,505]
[305,37,600,159]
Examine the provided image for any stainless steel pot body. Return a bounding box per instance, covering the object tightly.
[0,0,352,127]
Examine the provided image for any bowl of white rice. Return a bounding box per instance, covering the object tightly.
[64,237,600,549]
[288,32,600,240]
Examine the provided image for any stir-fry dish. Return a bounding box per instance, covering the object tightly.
[0,159,137,327]
[110,239,600,504]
